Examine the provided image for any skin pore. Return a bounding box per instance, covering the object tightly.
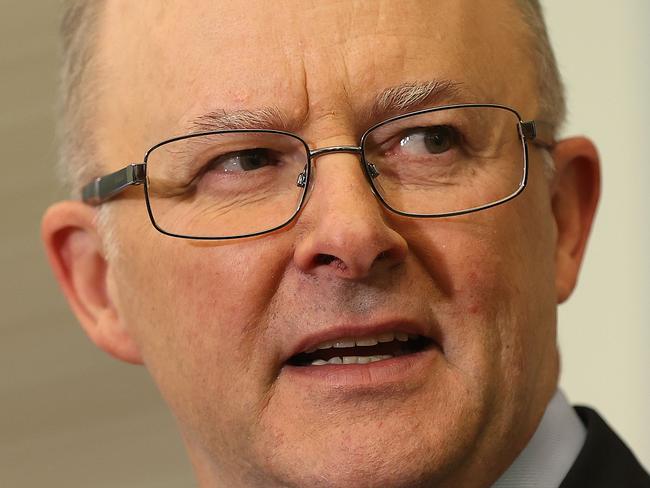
[42,1,600,487]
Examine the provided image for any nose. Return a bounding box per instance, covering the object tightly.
[293,146,408,280]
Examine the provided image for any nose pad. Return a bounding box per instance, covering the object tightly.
[296,170,307,188]
[367,163,380,179]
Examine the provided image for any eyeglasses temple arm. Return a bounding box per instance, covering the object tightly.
[521,120,556,150]
[81,163,146,205]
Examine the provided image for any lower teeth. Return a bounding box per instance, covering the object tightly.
[311,355,393,366]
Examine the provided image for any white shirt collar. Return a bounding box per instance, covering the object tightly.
[492,389,586,488]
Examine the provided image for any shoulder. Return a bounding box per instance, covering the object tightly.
[560,406,650,488]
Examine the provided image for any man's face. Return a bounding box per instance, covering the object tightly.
[95,1,560,486]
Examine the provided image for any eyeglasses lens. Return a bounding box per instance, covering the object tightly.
[145,106,525,238]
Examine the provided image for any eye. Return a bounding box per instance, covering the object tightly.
[205,148,279,174]
[399,125,457,155]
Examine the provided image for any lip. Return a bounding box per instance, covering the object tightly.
[284,319,437,362]
[280,319,441,389]
[281,346,440,390]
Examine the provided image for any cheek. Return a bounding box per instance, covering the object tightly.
[130,238,287,346]
[112,232,294,438]
[407,203,556,379]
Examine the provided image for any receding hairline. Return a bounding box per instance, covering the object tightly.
[58,0,565,192]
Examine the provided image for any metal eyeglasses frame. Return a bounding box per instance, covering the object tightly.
[81,103,555,240]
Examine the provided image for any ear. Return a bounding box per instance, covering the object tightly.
[550,137,601,303]
[42,201,143,364]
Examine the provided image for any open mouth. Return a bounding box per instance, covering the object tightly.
[287,332,434,367]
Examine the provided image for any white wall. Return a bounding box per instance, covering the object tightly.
[544,0,650,469]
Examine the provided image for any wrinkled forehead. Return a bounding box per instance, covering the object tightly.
[96,0,536,155]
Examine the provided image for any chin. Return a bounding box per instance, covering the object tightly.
[249,400,488,488]
[260,449,442,488]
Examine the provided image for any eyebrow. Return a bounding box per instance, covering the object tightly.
[371,79,466,118]
[187,106,296,133]
[185,79,469,134]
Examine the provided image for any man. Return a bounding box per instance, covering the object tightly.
[41,0,649,486]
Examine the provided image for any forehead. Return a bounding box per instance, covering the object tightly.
[96,0,535,155]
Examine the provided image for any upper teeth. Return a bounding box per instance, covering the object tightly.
[306,332,414,353]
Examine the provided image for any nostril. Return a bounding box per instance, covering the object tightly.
[315,254,336,265]
[315,254,347,271]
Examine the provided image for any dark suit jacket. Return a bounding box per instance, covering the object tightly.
[560,407,650,487]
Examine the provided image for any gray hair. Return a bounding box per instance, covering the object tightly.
[57,0,565,194]
[515,0,566,129]
[58,0,104,193]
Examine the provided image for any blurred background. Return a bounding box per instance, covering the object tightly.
[1,1,648,486]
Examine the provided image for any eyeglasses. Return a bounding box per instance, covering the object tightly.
[82,104,553,240]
